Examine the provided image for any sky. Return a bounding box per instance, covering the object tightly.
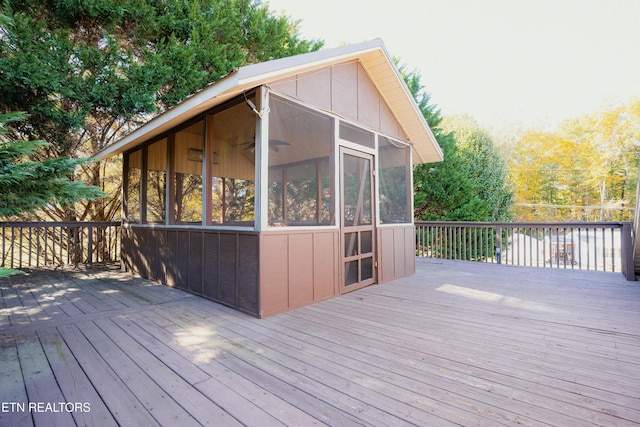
[265,0,640,132]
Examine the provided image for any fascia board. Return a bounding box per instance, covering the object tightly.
[372,43,443,164]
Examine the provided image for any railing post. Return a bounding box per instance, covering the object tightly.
[88,225,93,264]
[1,224,5,268]
[621,222,635,281]
[496,226,502,264]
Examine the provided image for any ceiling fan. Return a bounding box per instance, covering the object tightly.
[237,138,290,152]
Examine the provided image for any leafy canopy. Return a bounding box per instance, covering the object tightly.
[440,115,514,221]
[0,0,322,220]
[507,100,640,221]
[400,65,513,221]
[0,112,104,218]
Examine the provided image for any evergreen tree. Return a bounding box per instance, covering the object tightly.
[0,1,321,220]
[400,65,488,221]
[440,115,514,221]
[0,112,104,218]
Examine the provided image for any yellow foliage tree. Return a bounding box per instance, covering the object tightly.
[507,100,640,221]
[559,101,640,220]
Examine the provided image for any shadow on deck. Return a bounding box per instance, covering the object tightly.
[1,259,639,426]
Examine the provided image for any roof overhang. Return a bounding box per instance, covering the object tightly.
[94,39,443,165]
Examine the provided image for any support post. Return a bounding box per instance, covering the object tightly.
[621,222,635,281]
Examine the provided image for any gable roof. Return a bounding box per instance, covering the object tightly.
[94,38,443,164]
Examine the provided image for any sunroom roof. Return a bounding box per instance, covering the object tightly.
[94,39,443,165]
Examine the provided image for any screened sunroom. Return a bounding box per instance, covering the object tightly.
[96,39,442,317]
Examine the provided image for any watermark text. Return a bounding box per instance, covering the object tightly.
[1,402,91,413]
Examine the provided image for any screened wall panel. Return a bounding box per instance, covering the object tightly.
[146,138,167,224]
[379,136,411,224]
[125,149,142,223]
[173,121,204,224]
[339,121,375,148]
[268,95,334,226]
[209,97,256,225]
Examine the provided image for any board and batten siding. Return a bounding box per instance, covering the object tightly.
[259,229,340,318]
[270,61,409,143]
[377,225,417,283]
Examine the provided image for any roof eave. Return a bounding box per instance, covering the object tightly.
[364,42,443,164]
[94,72,245,160]
[94,39,443,164]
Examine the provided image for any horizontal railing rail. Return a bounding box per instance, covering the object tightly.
[1,221,121,269]
[2,220,634,281]
[416,221,635,281]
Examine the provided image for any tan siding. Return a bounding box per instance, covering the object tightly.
[405,226,416,275]
[260,234,290,316]
[260,230,339,317]
[378,228,396,283]
[357,63,381,130]
[393,227,406,277]
[313,232,340,299]
[379,98,401,138]
[297,68,332,111]
[378,225,416,283]
[288,233,315,308]
[330,61,359,121]
[271,60,406,143]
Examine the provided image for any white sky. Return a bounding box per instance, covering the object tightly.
[265,0,640,131]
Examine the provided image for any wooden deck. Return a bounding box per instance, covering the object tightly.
[1,259,639,426]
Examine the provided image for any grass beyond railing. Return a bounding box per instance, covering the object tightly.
[1,222,120,269]
[416,221,635,281]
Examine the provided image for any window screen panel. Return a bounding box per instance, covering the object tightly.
[268,95,334,226]
[378,136,411,224]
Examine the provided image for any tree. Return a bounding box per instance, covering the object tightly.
[0,112,104,218]
[508,131,589,220]
[0,1,322,221]
[401,65,513,221]
[440,115,514,221]
[559,101,640,220]
[507,100,640,221]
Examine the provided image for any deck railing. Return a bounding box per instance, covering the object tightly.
[1,222,121,269]
[1,220,635,280]
[416,221,635,281]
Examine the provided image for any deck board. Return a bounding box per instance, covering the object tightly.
[126,312,336,426]
[18,337,76,427]
[37,330,117,427]
[0,344,32,427]
[93,317,239,427]
[159,303,442,427]
[56,323,162,427]
[1,260,639,426]
[278,303,639,426]
[306,297,640,390]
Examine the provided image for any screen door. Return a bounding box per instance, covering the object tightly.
[340,147,376,292]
